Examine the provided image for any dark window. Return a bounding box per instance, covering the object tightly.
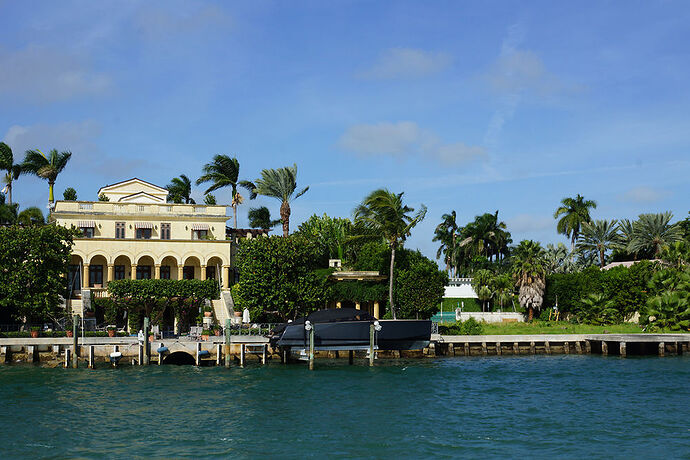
[136,265,152,280]
[68,265,81,295]
[115,222,126,239]
[161,223,171,240]
[183,266,195,280]
[160,265,171,279]
[192,229,208,240]
[89,265,103,287]
[136,228,152,239]
[206,266,216,280]
[81,227,94,238]
[114,265,126,280]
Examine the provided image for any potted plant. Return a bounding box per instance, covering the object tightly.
[201,329,211,341]
[203,306,213,318]
[64,315,74,337]
[30,326,41,338]
[214,326,222,336]
[107,326,117,338]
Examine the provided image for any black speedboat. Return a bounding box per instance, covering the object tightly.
[269,308,431,351]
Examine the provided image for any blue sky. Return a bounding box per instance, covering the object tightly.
[1,1,689,259]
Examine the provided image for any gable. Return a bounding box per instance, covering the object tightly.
[118,192,166,203]
[98,178,168,202]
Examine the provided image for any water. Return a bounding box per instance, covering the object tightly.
[1,356,689,459]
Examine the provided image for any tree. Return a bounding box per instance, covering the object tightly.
[577,219,623,268]
[629,212,684,257]
[641,268,690,331]
[17,207,45,226]
[433,211,459,276]
[0,193,18,225]
[0,142,21,205]
[98,193,110,202]
[471,269,494,312]
[354,189,426,319]
[22,148,72,203]
[394,251,447,319]
[661,241,690,270]
[459,211,511,263]
[511,240,546,321]
[196,155,255,229]
[166,174,195,204]
[250,163,309,237]
[203,194,217,205]
[554,194,597,252]
[297,213,351,260]
[248,206,280,230]
[62,187,77,201]
[544,243,576,274]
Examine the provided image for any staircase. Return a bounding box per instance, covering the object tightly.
[212,290,235,324]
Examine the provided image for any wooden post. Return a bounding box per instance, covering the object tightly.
[309,325,315,370]
[464,342,469,356]
[677,342,683,355]
[143,317,149,365]
[564,342,570,354]
[496,342,501,356]
[89,345,95,368]
[658,342,665,357]
[530,341,535,354]
[585,340,592,354]
[448,343,455,356]
[348,350,354,365]
[1,346,11,364]
[72,314,79,368]
[138,344,143,365]
[369,323,375,366]
[282,348,288,364]
[224,319,231,368]
[513,342,519,355]
[373,301,380,319]
[620,342,626,358]
[240,344,246,368]
[216,343,222,366]
[27,346,38,363]
[262,344,267,365]
[196,342,202,366]
[601,341,608,356]
[65,349,71,368]
[481,342,487,356]
[545,341,551,355]
[575,341,582,354]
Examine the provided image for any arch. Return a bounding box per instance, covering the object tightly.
[113,255,133,281]
[158,252,182,266]
[182,255,202,280]
[160,255,179,280]
[137,255,155,266]
[206,253,229,266]
[205,256,225,281]
[70,254,84,265]
[134,252,157,265]
[162,351,196,365]
[182,253,205,266]
[111,250,135,263]
[87,251,110,265]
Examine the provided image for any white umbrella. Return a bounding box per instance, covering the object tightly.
[242,308,250,324]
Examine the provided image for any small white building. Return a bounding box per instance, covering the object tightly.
[444,278,477,298]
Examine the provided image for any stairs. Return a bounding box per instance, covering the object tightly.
[212,290,235,324]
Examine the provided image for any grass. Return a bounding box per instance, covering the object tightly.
[479,321,648,335]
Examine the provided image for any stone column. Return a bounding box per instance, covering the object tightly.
[201,266,207,280]
[82,263,90,288]
[178,266,184,281]
[107,264,114,285]
[222,265,230,289]
[131,264,137,280]
[373,301,380,318]
[154,264,161,280]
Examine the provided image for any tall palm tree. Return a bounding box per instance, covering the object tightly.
[433,211,459,276]
[577,219,623,268]
[196,155,255,229]
[618,218,637,259]
[354,189,427,319]
[248,206,281,229]
[544,242,573,274]
[22,148,72,203]
[0,142,21,205]
[251,164,308,237]
[554,194,597,252]
[459,211,511,262]
[165,175,195,204]
[511,240,546,321]
[629,212,684,257]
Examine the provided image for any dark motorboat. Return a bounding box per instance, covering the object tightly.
[269,308,431,351]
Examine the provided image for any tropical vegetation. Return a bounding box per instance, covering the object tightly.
[249,163,308,237]
[22,148,72,203]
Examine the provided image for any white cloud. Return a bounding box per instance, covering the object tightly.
[358,48,451,79]
[620,186,670,203]
[0,46,111,103]
[3,120,102,155]
[338,121,487,165]
[506,214,554,233]
[134,4,232,40]
[486,50,563,95]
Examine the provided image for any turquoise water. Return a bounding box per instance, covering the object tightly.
[1,356,689,459]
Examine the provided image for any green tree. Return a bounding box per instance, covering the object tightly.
[0,193,18,225]
[433,210,459,276]
[459,211,511,263]
[196,155,255,229]
[554,194,597,253]
[661,241,690,270]
[471,269,494,311]
[629,212,684,257]
[354,189,426,319]
[577,293,620,325]
[165,174,195,204]
[248,206,280,230]
[641,268,690,331]
[62,187,77,201]
[394,251,447,319]
[22,148,72,203]
[297,213,352,260]
[577,219,623,268]
[17,207,45,226]
[511,240,546,321]
[250,163,309,237]
[203,194,217,205]
[98,193,110,202]
[0,142,21,205]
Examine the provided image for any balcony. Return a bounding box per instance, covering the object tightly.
[53,201,228,218]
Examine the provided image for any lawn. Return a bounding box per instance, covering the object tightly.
[479,321,647,335]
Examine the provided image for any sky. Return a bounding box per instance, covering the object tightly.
[1,1,689,260]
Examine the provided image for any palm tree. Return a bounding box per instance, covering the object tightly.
[196,155,255,229]
[511,240,546,321]
[203,194,217,205]
[0,142,21,205]
[251,164,308,237]
[471,269,494,311]
[0,193,18,225]
[22,148,72,203]
[577,219,623,268]
[354,189,426,319]
[458,211,511,262]
[618,218,637,259]
[165,175,195,204]
[554,194,597,252]
[544,243,575,274]
[433,211,459,276]
[17,207,45,226]
[248,206,281,229]
[629,212,684,257]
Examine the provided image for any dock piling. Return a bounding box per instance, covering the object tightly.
[601,341,608,356]
[262,344,267,365]
[530,341,535,355]
[369,324,375,366]
[65,349,71,368]
[72,314,79,368]
[216,343,222,366]
[196,342,202,366]
[348,350,354,365]
[513,342,519,355]
[620,342,626,358]
[224,319,231,368]
[309,323,315,370]
[564,342,570,354]
[143,317,150,365]
[88,346,95,368]
[496,342,501,356]
[575,341,582,354]
[658,342,665,357]
[481,342,487,356]
[240,344,246,368]
[585,340,592,354]
[464,342,469,356]
[545,341,551,355]
[27,346,38,363]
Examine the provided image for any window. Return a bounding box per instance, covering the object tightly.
[136,228,152,239]
[114,265,126,280]
[79,203,93,210]
[136,265,151,280]
[206,266,216,280]
[160,223,171,240]
[165,206,173,212]
[160,265,171,279]
[81,227,95,238]
[192,229,208,240]
[183,266,195,280]
[89,265,103,287]
[115,222,126,239]
[138,205,146,212]
[68,265,81,294]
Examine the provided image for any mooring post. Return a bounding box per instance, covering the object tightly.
[369,323,375,367]
[138,344,143,365]
[348,350,354,365]
[481,342,487,356]
[224,319,232,368]
[216,343,222,366]
[545,341,551,355]
[65,349,71,368]
[72,314,79,368]
[601,341,608,356]
[564,342,570,354]
[513,342,519,355]
[89,345,95,368]
[585,340,591,354]
[620,342,626,358]
[282,348,288,364]
[530,341,535,354]
[143,317,149,365]
[464,342,469,356]
[240,344,246,368]
[496,342,501,356]
[575,341,582,354]
[309,324,315,370]
[196,342,202,366]
[262,344,267,365]
[658,342,665,357]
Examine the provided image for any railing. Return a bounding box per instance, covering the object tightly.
[431,322,439,335]
[226,323,278,336]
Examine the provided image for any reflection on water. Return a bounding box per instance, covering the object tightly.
[1,356,689,459]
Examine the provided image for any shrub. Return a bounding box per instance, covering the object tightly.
[461,317,484,335]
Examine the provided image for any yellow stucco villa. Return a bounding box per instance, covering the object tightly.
[51,178,248,318]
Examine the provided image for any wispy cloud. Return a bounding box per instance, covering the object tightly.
[133,4,232,40]
[619,186,670,204]
[357,48,451,79]
[0,46,111,104]
[338,121,487,165]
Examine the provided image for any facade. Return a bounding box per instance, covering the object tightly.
[443,277,477,299]
[52,179,235,304]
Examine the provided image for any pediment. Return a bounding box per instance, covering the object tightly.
[98,178,168,202]
[118,192,165,203]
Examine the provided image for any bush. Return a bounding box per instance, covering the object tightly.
[437,318,484,335]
